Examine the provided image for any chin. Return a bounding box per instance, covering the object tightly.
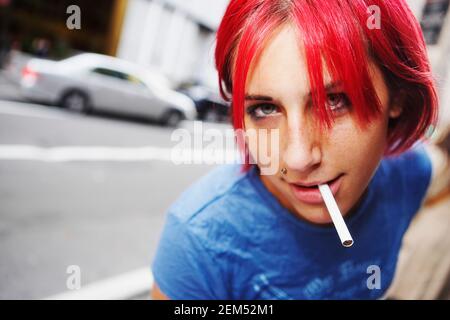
[293,205,335,225]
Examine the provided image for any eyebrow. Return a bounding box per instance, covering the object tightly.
[244,81,343,101]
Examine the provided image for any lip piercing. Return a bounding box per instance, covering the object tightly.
[281,167,287,175]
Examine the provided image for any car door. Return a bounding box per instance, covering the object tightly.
[138,76,173,118]
[120,73,162,117]
[87,67,130,112]
[89,67,164,118]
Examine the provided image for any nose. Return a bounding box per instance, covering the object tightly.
[282,117,322,173]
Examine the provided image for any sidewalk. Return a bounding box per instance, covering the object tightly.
[387,132,450,299]
[387,195,450,299]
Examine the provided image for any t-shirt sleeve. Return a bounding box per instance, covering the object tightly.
[151,211,227,299]
[397,143,433,213]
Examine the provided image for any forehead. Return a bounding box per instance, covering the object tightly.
[245,24,333,99]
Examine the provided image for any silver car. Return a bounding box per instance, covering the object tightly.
[20,53,197,126]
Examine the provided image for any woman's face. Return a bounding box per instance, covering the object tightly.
[243,24,401,224]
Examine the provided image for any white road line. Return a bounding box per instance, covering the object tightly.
[0,145,173,162]
[46,267,153,300]
[0,145,240,163]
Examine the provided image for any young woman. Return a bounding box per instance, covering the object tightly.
[151,0,442,299]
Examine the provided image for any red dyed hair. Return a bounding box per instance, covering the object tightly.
[215,0,438,170]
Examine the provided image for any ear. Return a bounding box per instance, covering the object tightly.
[389,104,402,118]
[388,90,406,119]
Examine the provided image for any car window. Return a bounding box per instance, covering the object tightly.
[92,67,124,80]
[92,68,147,89]
[126,74,147,88]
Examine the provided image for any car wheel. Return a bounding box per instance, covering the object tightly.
[61,91,89,113]
[161,109,183,127]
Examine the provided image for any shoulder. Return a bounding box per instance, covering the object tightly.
[381,142,431,178]
[167,164,255,223]
[159,163,274,262]
[378,143,433,207]
[151,164,260,299]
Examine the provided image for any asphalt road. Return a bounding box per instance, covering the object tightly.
[0,95,229,299]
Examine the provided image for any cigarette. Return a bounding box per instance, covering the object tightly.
[318,184,354,247]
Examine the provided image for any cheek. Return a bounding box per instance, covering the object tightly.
[244,126,281,165]
[328,115,390,171]
[245,111,390,170]
[243,120,259,160]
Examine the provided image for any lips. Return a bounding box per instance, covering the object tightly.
[288,174,343,205]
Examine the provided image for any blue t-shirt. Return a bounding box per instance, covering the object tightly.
[152,144,432,299]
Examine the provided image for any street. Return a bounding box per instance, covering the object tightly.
[0,94,222,299]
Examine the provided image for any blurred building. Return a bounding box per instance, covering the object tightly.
[407,0,450,127]
[116,0,229,89]
[1,0,127,58]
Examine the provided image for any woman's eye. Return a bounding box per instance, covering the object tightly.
[246,103,279,120]
[326,92,351,113]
